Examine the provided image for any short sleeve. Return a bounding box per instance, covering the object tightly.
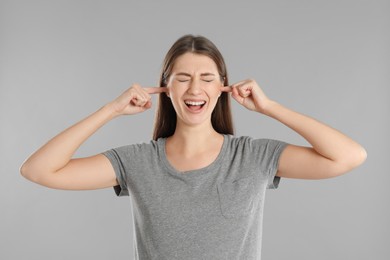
[102,148,130,197]
[251,139,288,189]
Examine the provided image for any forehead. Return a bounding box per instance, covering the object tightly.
[171,52,218,74]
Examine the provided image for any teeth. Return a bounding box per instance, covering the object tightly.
[185,101,206,106]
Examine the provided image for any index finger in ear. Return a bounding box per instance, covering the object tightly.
[230,80,248,88]
[144,87,168,94]
[220,86,233,92]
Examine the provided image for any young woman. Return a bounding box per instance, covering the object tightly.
[21,34,367,259]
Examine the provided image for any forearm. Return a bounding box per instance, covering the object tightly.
[21,103,118,175]
[264,101,367,164]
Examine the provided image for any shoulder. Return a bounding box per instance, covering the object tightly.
[105,139,160,156]
[226,135,275,148]
[226,135,288,155]
[227,135,252,145]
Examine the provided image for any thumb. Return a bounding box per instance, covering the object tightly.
[231,86,245,104]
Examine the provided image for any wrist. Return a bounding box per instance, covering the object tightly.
[260,100,280,116]
[102,102,121,120]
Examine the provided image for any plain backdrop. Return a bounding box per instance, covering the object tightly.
[1,0,389,259]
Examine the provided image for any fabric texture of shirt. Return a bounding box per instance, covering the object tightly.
[102,135,288,260]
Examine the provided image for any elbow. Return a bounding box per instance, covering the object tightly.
[20,162,28,178]
[20,162,42,183]
[348,145,367,169]
[20,162,33,181]
[334,146,367,177]
[20,161,59,188]
[357,146,368,166]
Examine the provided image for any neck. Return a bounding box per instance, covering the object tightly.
[168,121,222,155]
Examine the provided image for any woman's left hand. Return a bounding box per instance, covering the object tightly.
[221,79,272,114]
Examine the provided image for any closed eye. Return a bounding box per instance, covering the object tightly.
[201,76,215,82]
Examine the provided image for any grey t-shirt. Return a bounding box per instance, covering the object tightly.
[103,135,287,260]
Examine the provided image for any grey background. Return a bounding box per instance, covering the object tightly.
[1,0,388,259]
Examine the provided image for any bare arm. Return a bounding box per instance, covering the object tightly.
[223,79,367,179]
[266,101,367,179]
[20,84,167,190]
[20,104,119,189]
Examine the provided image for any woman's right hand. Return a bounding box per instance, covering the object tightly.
[20,84,167,191]
[108,84,167,117]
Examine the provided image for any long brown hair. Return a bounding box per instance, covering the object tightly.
[152,34,234,140]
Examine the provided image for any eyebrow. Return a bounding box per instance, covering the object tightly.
[175,72,216,77]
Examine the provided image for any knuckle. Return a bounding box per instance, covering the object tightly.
[132,83,141,89]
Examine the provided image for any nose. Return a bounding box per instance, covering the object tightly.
[187,79,202,95]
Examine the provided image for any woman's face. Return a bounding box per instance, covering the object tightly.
[166,52,224,127]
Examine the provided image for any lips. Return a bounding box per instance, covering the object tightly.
[184,100,206,106]
[184,99,207,112]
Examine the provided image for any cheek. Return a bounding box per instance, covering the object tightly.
[167,87,186,108]
[166,78,178,96]
[206,87,222,109]
[208,84,222,98]
[168,86,184,99]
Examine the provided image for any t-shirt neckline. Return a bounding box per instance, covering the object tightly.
[158,134,229,178]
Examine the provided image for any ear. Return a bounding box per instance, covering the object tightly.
[218,80,224,97]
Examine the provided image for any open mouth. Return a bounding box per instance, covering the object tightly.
[184,100,206,111]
